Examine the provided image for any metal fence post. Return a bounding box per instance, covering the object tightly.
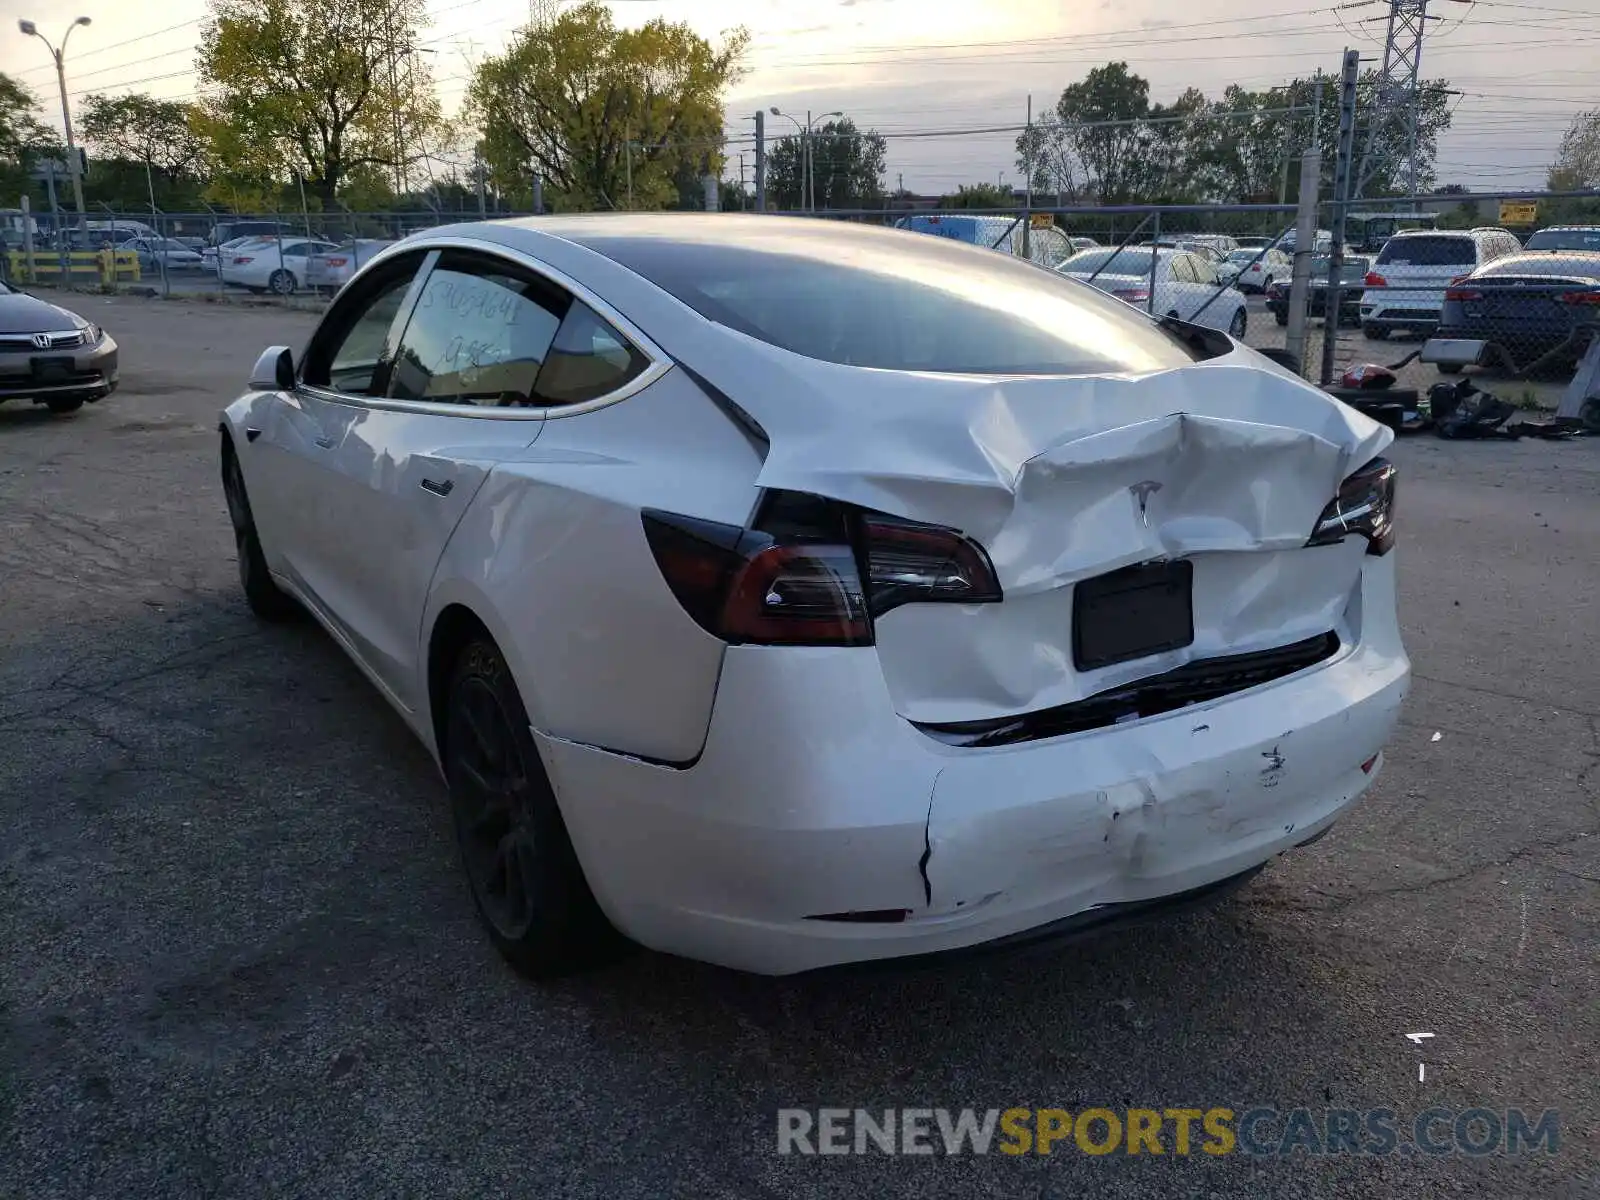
[1285,149,1322,372]
[1320,48,1361,388]
[1148,211,1161,315]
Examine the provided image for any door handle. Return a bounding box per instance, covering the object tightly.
[420,477,454,498]
[244,426,261,442]
[314,435,335,449]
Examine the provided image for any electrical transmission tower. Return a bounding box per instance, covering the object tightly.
[1351,0,1469,202]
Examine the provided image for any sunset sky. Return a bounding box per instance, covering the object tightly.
[0,0,1593,194]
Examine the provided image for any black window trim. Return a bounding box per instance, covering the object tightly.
[297,237,669,422]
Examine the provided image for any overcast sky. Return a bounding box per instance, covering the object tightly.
[0,0,1594,196]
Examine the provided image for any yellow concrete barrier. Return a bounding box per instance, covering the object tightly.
[6,248,141,285]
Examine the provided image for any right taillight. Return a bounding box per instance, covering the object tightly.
[1444,287,1482,301]
[1112,287,1150,303]
[1364,271,1386,287]
[641,492,1002,647]
[1307,457,1397,556]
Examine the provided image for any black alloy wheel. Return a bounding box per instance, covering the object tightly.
[222,445,301,622]
[443,638,625,978]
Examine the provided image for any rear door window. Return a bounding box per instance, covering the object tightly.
[388,251,566,407]
[1375,236,1475,267]
[1171,255,1197,284]
[533,301,650,406]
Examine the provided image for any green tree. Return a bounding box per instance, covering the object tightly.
[469,0,747,212]
[941,182,1012,209]
[1017,62,1151,203]
[765,118,885,210]
[80,93,205,181]
[195,0,444,206]
[1548,109,1600,192]
[0,72,62,208]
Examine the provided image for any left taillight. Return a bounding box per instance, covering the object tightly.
[1307,457,1397,556]
[641,491,1002,647]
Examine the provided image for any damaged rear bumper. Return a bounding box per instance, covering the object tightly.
[536,556,1409,976]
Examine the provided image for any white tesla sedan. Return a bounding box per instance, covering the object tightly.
[220,215,1409,978]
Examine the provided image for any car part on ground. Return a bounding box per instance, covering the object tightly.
[220,214,1410,977]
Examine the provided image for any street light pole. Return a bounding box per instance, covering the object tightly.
[18,16,91,226]
[770,107,840,213]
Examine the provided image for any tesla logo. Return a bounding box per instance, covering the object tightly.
[1130,480,1162,526]
[30,333,50,348]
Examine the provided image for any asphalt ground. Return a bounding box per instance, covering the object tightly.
[2,292,1596,1199]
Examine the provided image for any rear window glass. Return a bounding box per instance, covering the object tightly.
[1523,229,1600,253]
[1061,248,1157,278]
[576,232,1200,376]
[1375,235,1475,266]
[1479,255,1600,279]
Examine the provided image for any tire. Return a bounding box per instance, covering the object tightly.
[1437,363,1462,375]
[45,396,84,414]
[1580,396,1600,434]
[1363,323,1389,341]
[1274,310,1289,327]
[268,269,296,296]
[443,637,626,979]
[1229,308,1247,339]
[221,444,301,622]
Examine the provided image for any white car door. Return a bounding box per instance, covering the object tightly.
[284,246,657,712]
[1167,252,1209,320]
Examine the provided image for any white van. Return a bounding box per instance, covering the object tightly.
[1359,227,1522,339]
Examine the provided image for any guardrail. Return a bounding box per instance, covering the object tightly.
[6,248,142,286]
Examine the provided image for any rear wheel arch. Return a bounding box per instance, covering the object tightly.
[427,602,495,764]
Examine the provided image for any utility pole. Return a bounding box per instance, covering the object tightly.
[753,110,766,212]
[1353,0,1470,202]
[384,3,404,195]
[738,154,746,210]
[18,17,90,229]
[1320,49,1361,388]
[1284,148,1322,372]
[1022,93,1033,260]
[625,139,633,210]
[805,109,812,213]
[475,153,486,217]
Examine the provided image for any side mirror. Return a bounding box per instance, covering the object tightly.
[249,345,296,391]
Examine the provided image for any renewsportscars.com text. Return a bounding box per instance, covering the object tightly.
[776,1106,1559,1157]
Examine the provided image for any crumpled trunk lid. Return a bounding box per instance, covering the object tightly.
[677,330,1392,723]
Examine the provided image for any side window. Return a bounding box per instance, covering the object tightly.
[1171,254,1197,284]
[1192,255,1220,286]
[534,301,651,406]
[388,253,566,407]
[300,251,427,395]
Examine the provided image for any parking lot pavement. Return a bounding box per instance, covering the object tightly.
[3,293,1596,1198]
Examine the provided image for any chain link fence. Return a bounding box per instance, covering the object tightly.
[9,196,1599,421]
[0,207,530,304]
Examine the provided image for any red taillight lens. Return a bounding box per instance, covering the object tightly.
[1444,287,1482,301]
[1112,287,1150,303]
[1560,290,1600,305]
[232,256,253,264]
[858,511,1002,615]
[1364,271,1386,287]
[641,493,1002,646]
[1307,457,1397,556]
[326,256,348,266]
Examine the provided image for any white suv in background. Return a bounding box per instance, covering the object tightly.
[1359,228,1522,339]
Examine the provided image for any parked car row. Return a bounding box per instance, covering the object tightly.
[1055,245,1249,339]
